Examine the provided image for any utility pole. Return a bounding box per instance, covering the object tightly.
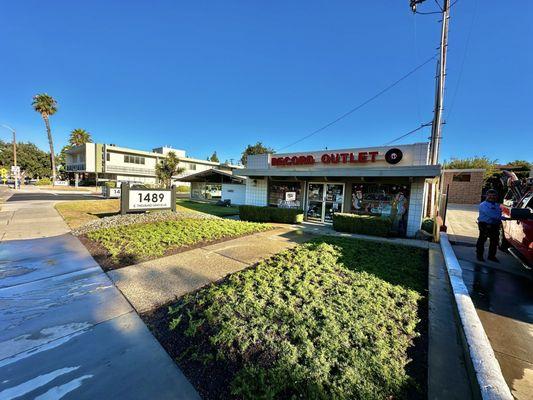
[411,0,451,165]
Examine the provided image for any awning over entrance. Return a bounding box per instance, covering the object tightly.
[175,169,246,184]
[238,165,441,178]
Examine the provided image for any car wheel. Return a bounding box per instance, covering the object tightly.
[498,226,510,251]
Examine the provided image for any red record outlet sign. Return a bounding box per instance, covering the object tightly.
[271,149,402,167]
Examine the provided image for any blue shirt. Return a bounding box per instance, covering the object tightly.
[478,201,502,224]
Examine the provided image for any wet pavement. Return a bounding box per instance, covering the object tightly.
[447,204,533,399]
[0,188,200,399]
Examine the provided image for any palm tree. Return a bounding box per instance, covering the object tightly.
[69,128,93,146]
[32,94,58,182]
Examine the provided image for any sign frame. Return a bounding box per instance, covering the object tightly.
[120,184,176,215]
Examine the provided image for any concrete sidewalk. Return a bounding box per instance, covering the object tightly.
[109,227,316,313]
[0,189,199,399]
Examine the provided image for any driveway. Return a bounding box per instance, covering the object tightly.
[0,188,199,399]
[446,203,533,399]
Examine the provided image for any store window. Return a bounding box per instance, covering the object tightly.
[191,182,222,200]
[350,183,410,235]
[268,181,302,208]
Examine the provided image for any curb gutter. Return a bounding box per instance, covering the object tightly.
[440,232,513,400]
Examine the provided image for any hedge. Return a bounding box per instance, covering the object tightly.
[332,213,391,237]
[36,178,52,186]
[239,205,304,224]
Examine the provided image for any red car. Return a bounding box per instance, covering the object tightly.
[499,171,533,268]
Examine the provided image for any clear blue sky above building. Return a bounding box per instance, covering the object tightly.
[1,0,531,164]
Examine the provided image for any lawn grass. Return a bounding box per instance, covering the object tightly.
[152,236,427,400]
[55,199,120,229]
[176,199,240,217]
[85,218,270,267]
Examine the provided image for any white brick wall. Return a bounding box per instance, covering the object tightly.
[245,178,268,206]
[406,179,427,237]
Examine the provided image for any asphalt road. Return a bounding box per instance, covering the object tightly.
[6,192,102,202]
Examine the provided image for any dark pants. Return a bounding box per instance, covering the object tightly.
[476,222,499,258]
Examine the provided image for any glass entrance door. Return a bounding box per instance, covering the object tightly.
[306,182,344,223]
[324,183,344,222]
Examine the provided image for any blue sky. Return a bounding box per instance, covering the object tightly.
[0,0,531,164]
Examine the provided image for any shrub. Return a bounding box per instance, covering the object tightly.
[36,177,52,186]
[421,218,434,234]
[175,186,190,193]
[333,213,391,237]
[239,205,303,224]
[104,181,117,188]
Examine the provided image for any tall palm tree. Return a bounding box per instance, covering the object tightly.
[69,128,93,146]
[32,94,58,182]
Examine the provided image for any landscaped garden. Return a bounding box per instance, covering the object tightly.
[176,199,240,217]
[145,236,428,400]
[55,199,120,229]
[81,218,270,269]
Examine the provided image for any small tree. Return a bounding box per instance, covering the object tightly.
[69,128,93,146]
[156,151,185,188]
[32,93,58,183]
[240,142,274,166]
[209,151,220,163]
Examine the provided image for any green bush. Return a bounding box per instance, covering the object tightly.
[104,181,117,188]
[239,205,303,224]
[36,178,52,186]
[421,218,434,234]
[175,186,190,192]
[333,213,391,237]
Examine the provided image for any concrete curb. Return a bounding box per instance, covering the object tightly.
[440,232,513,400]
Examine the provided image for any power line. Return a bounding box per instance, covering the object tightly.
[384,121,433,146]
[277,54,437,152]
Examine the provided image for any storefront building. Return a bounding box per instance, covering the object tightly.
[238,143,440,237]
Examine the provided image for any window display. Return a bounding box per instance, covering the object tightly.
[268,181,302,208]
[351,183,410,235]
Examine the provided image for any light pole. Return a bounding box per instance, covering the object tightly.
[1,124,19,189]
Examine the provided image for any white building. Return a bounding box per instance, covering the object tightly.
[65,143,237,186]
[238,142,440,237]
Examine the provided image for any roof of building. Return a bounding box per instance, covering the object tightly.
[174,168,246,183]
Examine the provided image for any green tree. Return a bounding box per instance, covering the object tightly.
[69,128,93,146]
[209,151,220,163]
[443,156,499,181]
[32,94,58,182]
[240,142,274,166]
[0,140,51,178]
[156,151,185,188]
[506,160,531,179]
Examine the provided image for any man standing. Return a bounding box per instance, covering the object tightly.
[477,189,503,262]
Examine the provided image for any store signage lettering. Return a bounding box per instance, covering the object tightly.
[271,151,380,167]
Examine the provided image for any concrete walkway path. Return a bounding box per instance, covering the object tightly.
[0,189,200,399]
[109,227,316,313]
[447,203,533,399]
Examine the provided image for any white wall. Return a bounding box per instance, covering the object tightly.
[406,178,428,237]
[245,178,268,206]
[222,184,246,205]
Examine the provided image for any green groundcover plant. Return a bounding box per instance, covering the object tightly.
[87,218,269,263]
[168,236,427,400]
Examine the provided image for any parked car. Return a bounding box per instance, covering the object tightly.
[499,171,533,268]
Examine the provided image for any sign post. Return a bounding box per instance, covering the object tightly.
[120,184,176,215]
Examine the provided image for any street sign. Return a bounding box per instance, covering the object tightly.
[120,184,176,215]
